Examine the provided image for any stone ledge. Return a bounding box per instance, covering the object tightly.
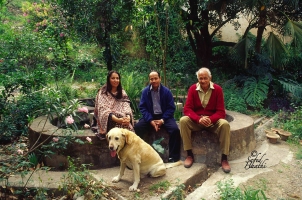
[28,115,119,170]
[28,110,255,169]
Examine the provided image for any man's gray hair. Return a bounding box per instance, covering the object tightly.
[196,67,212,78]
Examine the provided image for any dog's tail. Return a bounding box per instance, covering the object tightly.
[165,160,183,169]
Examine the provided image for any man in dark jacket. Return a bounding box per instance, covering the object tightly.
[134,71,181,162]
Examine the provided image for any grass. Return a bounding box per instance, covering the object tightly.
[296,148,302,160]
[217,179,268,200]
[149,180,171,194]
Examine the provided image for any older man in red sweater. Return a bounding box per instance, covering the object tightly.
[179,67,231,173]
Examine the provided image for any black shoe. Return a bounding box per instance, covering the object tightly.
[95,133,106,140]
[91,126,98,133]
[168,158,178,163]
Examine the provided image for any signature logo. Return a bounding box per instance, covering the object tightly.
[245,150,268,170]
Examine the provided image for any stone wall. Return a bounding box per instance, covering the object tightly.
[28,107,255,170]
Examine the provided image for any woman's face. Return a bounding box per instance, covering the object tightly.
[109,72,120,89]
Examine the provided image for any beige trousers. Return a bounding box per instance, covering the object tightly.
[179,116,230,155]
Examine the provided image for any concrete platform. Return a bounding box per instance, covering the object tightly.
[5,163,207,199]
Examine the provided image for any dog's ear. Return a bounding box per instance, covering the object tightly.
[122,129,134,144]
[106,133,109,141]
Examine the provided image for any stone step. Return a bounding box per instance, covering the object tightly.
[5,163,208,199]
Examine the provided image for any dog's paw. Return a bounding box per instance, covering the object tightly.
[112,176,120,183]
[129,185,138,191]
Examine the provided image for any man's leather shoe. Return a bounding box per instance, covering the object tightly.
[221,160,231,173]
[184,156,194,168]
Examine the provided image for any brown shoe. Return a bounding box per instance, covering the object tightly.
[184,156,194,168]
[221,160,231,173]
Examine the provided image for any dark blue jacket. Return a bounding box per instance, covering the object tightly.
[139,84,176,123]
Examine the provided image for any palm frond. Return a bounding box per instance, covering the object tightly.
[230,32,254,68]
[284,20,302,47]
[264,32,288,69]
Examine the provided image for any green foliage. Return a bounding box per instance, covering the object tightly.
[166,72,194,90]
[243,76,270,108]
[149,180,171,193]
[152,137,165,154]
[0,89,51,142]
[230,32,255,69]
[58,84,80,101]
[296,148,302,160]
[119,58,156,75]
[277,105,302,140]
[47,98,83,129]
[278,77,302,99]
[217,179,244,199]
[173,87,185,121]
[226,94,248,114]
[120,70,144,119]
[284,20,302,47]
[168,183,186,200]
[264,32,288,69]
[174,105,184,121]
[223,82,248,114]
[217,179,267,200]
[28,153,38,167]
[222,55,274,113]
[0,67,50,106]
[59,157,108,198]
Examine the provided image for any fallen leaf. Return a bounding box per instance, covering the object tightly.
[287,193,300,198]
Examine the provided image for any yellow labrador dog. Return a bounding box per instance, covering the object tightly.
[107,127,182,191]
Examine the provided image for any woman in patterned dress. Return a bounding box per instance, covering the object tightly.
[93,70,134,140]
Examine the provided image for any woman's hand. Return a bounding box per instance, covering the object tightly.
[112,114,131,126]
[121,117,130,126]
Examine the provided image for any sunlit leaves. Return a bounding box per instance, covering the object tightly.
[284,20,302,47]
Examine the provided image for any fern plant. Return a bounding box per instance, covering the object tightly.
[243,76,270,108]
[278,77,302,99]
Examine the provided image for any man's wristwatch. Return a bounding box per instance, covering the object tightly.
[161,119,164,124]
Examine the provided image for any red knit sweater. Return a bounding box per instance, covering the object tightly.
[183,83,226,124]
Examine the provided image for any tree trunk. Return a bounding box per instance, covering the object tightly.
[255,6,267,53]
[185,0,212,68]
[95,0,113,71]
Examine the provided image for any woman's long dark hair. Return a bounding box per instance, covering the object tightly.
[106,70,123,99]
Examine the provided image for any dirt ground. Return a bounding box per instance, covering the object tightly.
[237,142,302,200]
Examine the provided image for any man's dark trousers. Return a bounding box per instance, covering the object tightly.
[134,116,181,161]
